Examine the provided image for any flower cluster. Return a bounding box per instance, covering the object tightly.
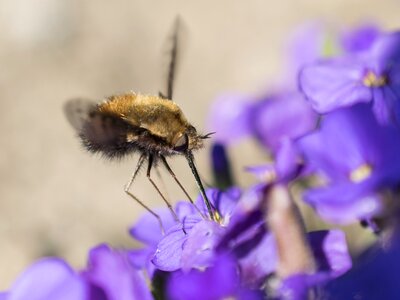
[3,22,400,300]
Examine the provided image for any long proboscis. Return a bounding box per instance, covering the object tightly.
[185,151,215,221]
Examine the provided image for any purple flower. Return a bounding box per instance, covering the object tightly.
[327,229,400,299]
[152,188,242,272]
[82,245,153,300]
[167,254,263,300]
[282,21,339,88]
[4,258,87,300]
[1,245,153,300]
[277,230,351,300]
[297,103,400,223]
[299,31,400,124]
[207,93,254,144]
[129,201,196,276]
[340,23,382,54]
[251,92,317,153]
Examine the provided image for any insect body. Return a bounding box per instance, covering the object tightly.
[64,19,215,229]
[82,93,205,158]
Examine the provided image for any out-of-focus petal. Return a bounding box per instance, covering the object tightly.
[167,254,241,300]
[0,293,7,300]
[208,93,254,144]
[275,138,302,182]
[279,274,310,300]
[238,233,277,288]
[299,58,371,113]
[308,230,352,277]
[304,181,382,224]
[8,258,87,300]
[370,31,400,73]
[129,208,176,246]
[83,244,153,300]
[283,21,337,87]
[341,23,381,54]
[298,104,391,180]
[128,247,156,278]
[252,93,317,152]
[246,164,276,183]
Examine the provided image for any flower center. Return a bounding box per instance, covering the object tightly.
[349,163,372,183]
[213,210,223,225]
[362,71,387,87]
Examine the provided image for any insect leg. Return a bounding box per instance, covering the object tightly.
[147,154,180,222]
[124,153,165,233]
[160,155,205,219]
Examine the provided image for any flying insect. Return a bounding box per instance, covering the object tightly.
[64,18,215,230]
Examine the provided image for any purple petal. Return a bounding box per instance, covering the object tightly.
[283,21,329,87]
[129,208,176,246]
[181,220,225,271]
[279,274,310,300]
[152,216,201,271]
[0,293,7,300]
[341,23,381,54]
[167,254,240,300]
[304,181,382,224]
[8,258,87,300]
[128,247,156,278]
[308,230,352,277]
[298,104,390,181]
[299,58,371,113]
[208,93,254,144]
[246,164,276,182]
[252,92,317,152]
[370,31,400,73]
[238,233,277,288]
[195,188,241,222]
[274,138,302,182]
[83,244,152,300]
[175,201,198,220]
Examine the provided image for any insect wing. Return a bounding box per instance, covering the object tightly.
[64,98,97,132]
[159,16,188,100]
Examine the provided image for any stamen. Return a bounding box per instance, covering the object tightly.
[363,71,387,87]
[213,210,223,224]
[349,163,372,183]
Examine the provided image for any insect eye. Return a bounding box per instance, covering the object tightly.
[173,134,188,152]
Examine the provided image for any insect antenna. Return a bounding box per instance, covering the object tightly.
[125,154,167,233]
[146,154,179,222]
[185,151,216,221]
[160,155,205,218]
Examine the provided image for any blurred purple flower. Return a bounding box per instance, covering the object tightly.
[300,31,400,124]
[252,92,317,153]
[82,245,152,300]
[207,93,254,144]
[1,245,153,300]
[4,258,87,300]
[297,103,400,223]
[278,230,351,300]
[167,254,263,300]
[327,229,400,299]
[283,21,339,87]
[341,23,381,54]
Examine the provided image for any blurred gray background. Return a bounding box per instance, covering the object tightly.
[1,0,399,289]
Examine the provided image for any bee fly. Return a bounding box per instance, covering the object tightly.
[64,18,216,230]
